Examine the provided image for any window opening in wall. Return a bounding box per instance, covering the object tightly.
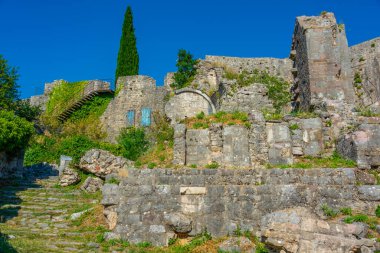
[141,108,151,126]
[127,110,135,126]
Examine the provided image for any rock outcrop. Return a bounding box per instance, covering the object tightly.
[260,207,376,253]
[79,149,133,178]
[59,167,80,186]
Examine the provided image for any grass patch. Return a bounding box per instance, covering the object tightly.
[269,152,356,169]
[184,111,250,129]
[321,204,339,218]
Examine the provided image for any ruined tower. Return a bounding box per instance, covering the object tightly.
[291,12,355,111]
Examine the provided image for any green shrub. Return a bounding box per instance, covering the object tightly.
[0,110,34,153]
[56,135,97,163]
[196,111,205,120]
[118,127,148,161]
[359,56,365,62]
[147,162,156,169]
[13,100,41,121]
[321,204,338,218]
[24,135,122,166]
[190,164,197,168]
[205,161,219,169]
[371,43,376,48]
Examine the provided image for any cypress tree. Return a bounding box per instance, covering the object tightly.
[115,6,139,82]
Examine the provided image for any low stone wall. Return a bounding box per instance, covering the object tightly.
[102,168,380,246]
[0,150,25,180]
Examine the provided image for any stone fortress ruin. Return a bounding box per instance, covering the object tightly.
[25,12,380,252]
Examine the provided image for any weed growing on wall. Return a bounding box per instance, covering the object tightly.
[184,111,250,129]
[224,69,291,114]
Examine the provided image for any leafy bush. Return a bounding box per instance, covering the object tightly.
[196,111,205,120]
[24,135,123,166]
[0,110,34,153]
[118,127,148,161]
[172,49,197,89]
[14,100,41,121]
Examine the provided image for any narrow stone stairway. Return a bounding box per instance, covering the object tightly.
[0,164,106,253]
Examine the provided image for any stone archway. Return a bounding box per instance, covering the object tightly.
[165,88,216,122]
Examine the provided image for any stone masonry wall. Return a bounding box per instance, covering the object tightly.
[173,116,327,167]
[102,168,380,246]
[0,150,25,180]
[100,75,167,142]
[205,56,294,83]
[350,37,380,109]
[29,80,65,111]
[292,13,355,111]
[218,83,274,114]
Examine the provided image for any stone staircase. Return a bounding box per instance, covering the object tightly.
[0,165,105,252]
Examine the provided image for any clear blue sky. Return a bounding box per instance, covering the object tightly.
[1,0,379,98]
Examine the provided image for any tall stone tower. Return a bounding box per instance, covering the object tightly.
[291,12,355,111]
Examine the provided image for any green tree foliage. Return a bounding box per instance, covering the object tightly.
[0,55,19,110]
[115,6,139,82]
[172,49,197,89]
[0,110,34,153]
[14,100,41,121]
[118,127,148,161]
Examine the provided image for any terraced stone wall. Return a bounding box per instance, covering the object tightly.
[102,168,380,246]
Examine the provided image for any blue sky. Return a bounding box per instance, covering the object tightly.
[1,0,379,98]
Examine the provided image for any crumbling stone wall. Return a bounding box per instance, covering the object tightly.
[205,55,294,83]
[291,13,355,111]
[337,118,380,169]
[0,150,25,180]
[102,168,380,246]
[218,83,274,114]
[350,37,380,109]
[29,80,64,111]
[100,75,167,142]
